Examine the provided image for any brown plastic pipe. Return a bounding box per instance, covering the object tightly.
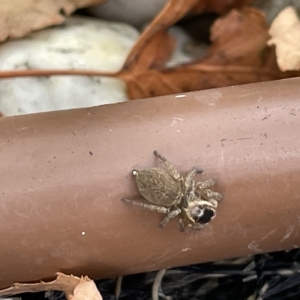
[0,78,300,288]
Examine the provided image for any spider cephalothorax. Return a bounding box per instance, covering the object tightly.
[122,151,223,231]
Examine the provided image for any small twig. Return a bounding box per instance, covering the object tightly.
[0,69,119,79]
[152,269,172,300]
[115,276,123,300]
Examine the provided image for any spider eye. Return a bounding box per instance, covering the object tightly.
[193,208,215,224]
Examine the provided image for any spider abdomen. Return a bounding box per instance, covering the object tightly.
[133,167,181,206]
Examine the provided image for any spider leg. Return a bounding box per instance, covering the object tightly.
[184,167,203,192]
[207,199,218,208]
[195,179,217,191]
[178,218,185,231]
[192,223,206,230]
[122,198,169,213]
[153,151,183,182]
[201,189,223,201]
[159,208,181,227]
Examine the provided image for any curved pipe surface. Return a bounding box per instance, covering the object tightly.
[0,78,300,287]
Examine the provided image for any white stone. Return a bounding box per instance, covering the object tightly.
[86,0,167,27]
[0,16,139,116]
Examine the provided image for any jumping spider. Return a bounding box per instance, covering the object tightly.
[122,151,223,231]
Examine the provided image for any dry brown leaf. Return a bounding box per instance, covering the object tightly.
[0,0,106,41]
[123,0,199,70]
[268,6,300,71]
[123,0,253,70]
[121,7,298,100]
[193,0,253,14]
[122,65,285,100]
[202,8,274,67]
[0,272,102,300]
[127,29,176,72]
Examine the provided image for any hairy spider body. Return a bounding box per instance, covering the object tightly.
[122,151,223,231]
[133,168,181,207]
